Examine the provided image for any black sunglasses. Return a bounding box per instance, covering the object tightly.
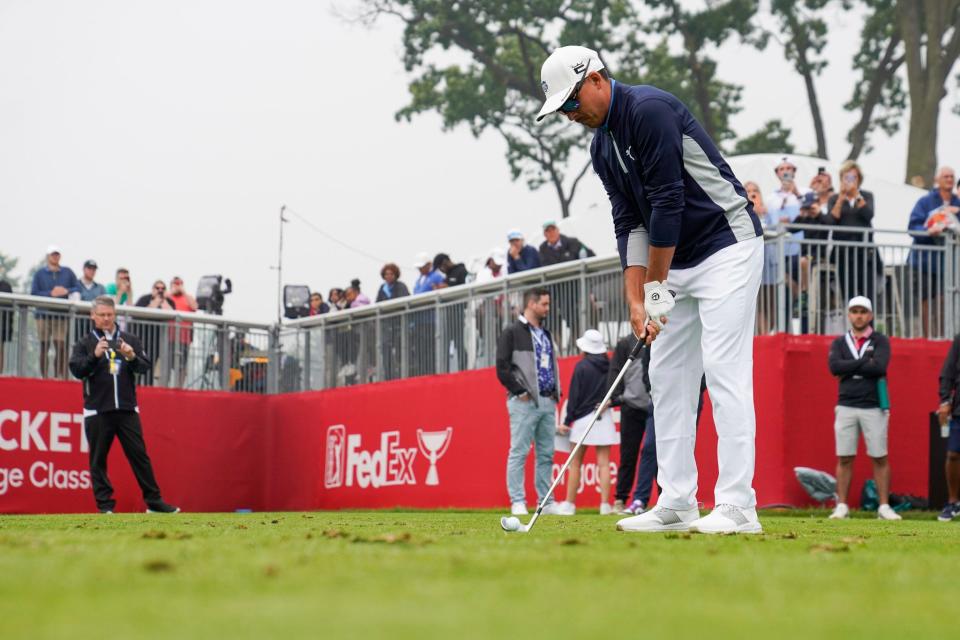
[558,60,591,114]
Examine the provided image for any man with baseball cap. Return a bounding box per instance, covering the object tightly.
[538,45,764,534]
[827,296,900,521]
[30,245,80,379]
[412,252,444,294]
[506,229,541,274]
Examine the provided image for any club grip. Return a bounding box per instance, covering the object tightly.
[628,338,644,360]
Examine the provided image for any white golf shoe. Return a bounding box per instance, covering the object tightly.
[688,504,763,534]
[828,503,849,519]
[599,503,615,516]
[510,502,529,516]
[877,504,902,521]
[616,505,700,532]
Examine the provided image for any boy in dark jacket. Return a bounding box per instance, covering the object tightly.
[553,330,618,515]
[826,296,899,521]
[69,295,179,514]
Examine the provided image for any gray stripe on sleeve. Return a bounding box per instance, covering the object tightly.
[625,227,649,267]
[681,135,755,242]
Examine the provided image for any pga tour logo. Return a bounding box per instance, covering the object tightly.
[324,425,452,489]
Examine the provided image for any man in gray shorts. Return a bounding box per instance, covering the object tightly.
[827,296,900,520]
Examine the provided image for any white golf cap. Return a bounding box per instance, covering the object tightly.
[413,252,432,269]
[507,229,524,241]
[46,244,62,255]
[488,248,506,265]
[536,45,605,122]
[575,329,607,355]
[848,296,873,312]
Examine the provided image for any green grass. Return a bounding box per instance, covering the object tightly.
[0,510,958,639]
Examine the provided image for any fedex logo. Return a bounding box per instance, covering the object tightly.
[324,424,452,490]
[325,426,417,489]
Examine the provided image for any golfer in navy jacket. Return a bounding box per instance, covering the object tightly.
[537,46,764,534]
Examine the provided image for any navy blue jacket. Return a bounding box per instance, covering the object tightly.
[507,245,541,274]
[564,353,610,425]
[907,189,960,271]
[31,266,80,299]
[591,81,761,269]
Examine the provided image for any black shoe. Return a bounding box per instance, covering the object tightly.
[145,501,181,514]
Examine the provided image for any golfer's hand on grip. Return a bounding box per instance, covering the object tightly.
[644,281,674,330]
[630,303,660,346]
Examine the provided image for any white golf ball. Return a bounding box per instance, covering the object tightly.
[501,516,521,532]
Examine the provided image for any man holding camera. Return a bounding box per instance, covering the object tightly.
[69,295,179,514]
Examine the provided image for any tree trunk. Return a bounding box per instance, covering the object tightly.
[897,0,960,186]
[847,36,902,161]
[800,61,828,160]
[686,45,717,140]
[791,21,828,159]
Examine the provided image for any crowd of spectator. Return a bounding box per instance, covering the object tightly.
[750,157,960,337]
[299,221,595,318]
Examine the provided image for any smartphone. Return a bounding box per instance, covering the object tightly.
[817,167,826,175]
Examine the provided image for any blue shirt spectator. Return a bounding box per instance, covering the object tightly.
[412,252,445,294]
[75,259,106,301]
[908,167,960,273]
[506,230,541,274]
[31,246,79,300]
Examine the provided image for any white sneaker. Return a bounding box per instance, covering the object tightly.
[510,502,529,516]
[541,501,575,516]
[688,504,763,534]
[877,504,902,521]
[829,503,849,519]
[599,503,614,515]
[616,505,700,532]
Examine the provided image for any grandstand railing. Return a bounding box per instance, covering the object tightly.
[0,295,275,393]
[2,226,956,392]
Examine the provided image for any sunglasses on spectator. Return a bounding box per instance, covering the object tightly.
[154,286,165,292]
[558,60,591,114]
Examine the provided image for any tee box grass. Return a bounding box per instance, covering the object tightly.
[0,510,957,639]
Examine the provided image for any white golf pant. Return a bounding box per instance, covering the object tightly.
[649,237,763,510]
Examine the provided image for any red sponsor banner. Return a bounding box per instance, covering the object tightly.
[0,336,949,513]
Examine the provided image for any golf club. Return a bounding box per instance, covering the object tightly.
[500,338,645,534]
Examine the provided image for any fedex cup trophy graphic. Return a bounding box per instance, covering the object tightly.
[416,427,452,486]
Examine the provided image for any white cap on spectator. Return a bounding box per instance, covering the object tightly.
[488,248,506,265]
[413,252,432,269]
[775,155,797,171]
[46,244,62,255]
[507,229,524,241]
[575,329,607,355]
[848,296,872,312]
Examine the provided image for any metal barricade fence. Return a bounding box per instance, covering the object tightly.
[0,295,272,393]
[2,227,956,392]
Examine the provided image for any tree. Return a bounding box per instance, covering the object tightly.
[896,0,960,186]
[732,119,795,155]
[844,0,906,160]
[768,0,832,159]
[358,0,639,218]
[0,252,19,290]
[644,0,757,145]
[358,1,752,215]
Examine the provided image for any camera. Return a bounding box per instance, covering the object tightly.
[196,275,232,315]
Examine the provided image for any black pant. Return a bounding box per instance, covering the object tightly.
[616,404,648,502]
[84,411,163,511]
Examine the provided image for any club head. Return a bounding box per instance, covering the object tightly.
[500,516,528,533]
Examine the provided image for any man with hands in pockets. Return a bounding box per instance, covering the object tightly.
[536,45,764,533]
